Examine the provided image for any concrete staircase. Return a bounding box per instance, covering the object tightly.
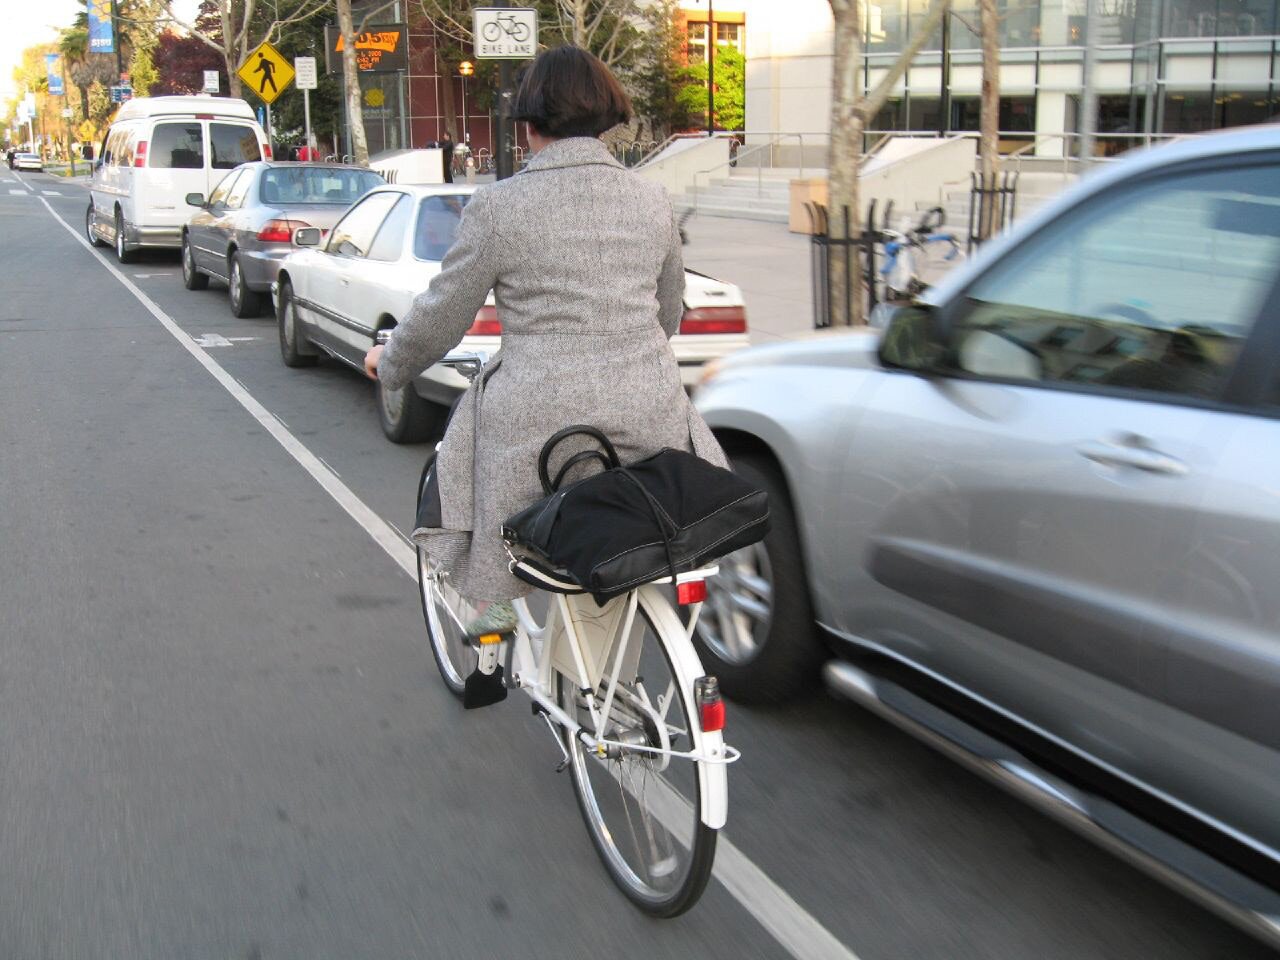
[677,168,822,224]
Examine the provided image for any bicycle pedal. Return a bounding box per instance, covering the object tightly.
[463,664,508,709]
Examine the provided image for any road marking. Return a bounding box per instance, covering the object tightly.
[11,172,33,192]
[192,333,235,347]
[228,336,260,342]
[41,190,62,196]
[38,196,858,960]
[9,189,25,196]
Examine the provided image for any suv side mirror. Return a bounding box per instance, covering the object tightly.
[294,227,322,247]
[185,192,206,207]
[877,303,949,372]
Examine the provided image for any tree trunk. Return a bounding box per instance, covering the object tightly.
[225,51,241,98]
[574,0,588,46]
[827,0,863,327]
[978,0,1001,240]
[336,0,370,165]
[436,48,458,142]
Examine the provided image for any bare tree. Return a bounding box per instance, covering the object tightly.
[977,0,1000,239]
[549,0,642,67]
[827,0,950,325]
[334,0,402,165]
[155,0,331,98]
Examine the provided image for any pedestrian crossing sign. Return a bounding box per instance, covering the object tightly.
[237,41,295,105]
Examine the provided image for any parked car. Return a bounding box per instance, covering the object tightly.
[13,152,43,172]
[273,183,750,443]
[693,124,1280,947]
[87,95,270,263]
[180,161,384,317]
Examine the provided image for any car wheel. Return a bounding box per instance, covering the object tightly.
[228,254,263,318]
[377,378,443,444]
[692,453,826,704]
[181,235,208,290]
[114,210,137,264]
[277,280,317,368]
[86,203,106,247]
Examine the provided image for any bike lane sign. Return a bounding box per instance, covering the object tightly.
[237,41,295,105]
[473,8,537,59]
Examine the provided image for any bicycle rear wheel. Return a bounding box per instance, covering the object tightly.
[418,548,478,698]
[557,587,721,917]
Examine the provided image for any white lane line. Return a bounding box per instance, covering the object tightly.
[42,190,63,196]
[39,196,858,960]
[9,189,25,196]
[41,196,416,579]
[12,172,33,192]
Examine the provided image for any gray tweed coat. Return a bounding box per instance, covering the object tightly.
[378,136,728,601]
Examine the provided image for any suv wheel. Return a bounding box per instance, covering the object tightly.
[114,210,137,264]
[86,203,106,247]
[692,453,826,703]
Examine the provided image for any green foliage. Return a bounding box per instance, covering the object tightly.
[675,45,745,132]
[627,0,699,138]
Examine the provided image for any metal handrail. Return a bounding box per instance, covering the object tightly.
[686,133,817,214]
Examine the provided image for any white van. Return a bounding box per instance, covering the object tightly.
[87,96,270,263]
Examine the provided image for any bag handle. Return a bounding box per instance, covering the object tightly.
[537,425,621,494]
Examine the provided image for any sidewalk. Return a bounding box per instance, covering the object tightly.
[681,215,815,345]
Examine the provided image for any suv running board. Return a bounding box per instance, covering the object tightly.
[823,660,1280,950]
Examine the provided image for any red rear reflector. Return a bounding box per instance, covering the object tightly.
[195,113,215,119]
[677,580,707,605]
[695,676,724,732]
[257,218,310,244]
[679,306,746,335]
[262,143,273,159]
[466,305,501,336]
[134,141,148,167]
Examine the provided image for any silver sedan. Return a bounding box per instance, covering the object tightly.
[180,161,384,318]
[695,125,1280,947]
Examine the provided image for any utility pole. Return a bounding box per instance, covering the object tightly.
[706,0,715,136]
[939,9,951,135]
[496,0,515,179]
[1080,0,1099,163]
[110,0,124,80]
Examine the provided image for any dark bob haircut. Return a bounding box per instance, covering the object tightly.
[512,46,633,138]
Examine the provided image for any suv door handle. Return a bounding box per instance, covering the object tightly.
[1077,435,1188,476]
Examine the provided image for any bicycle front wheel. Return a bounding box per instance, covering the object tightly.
[557,587,722,917]
[418,548,478,698]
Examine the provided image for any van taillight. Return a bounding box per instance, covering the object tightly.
[466,306,501,336]
[679,306,746,335]
[257,219,310,244]
[134,141,148,167]
[262,143,272,160]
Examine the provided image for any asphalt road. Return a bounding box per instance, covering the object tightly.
[1,169,1274,960]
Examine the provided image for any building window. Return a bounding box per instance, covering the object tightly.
[686,18,744,64]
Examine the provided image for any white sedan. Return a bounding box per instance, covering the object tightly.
[272,184,750,443]
[13,153,43,172]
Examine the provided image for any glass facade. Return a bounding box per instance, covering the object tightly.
[864,0,1280,141]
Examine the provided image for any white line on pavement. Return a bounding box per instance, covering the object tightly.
[9,189,25,196]
[12,172,33,192]
[38,195,860,960]
[42,190,62,196]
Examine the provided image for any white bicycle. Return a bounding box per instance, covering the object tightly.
[416,352,739,917]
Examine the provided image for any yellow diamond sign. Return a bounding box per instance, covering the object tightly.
[237,41,294,105]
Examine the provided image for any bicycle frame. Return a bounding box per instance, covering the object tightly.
[507,576,737,830]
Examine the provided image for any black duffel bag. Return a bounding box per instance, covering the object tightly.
[502,426,770,603]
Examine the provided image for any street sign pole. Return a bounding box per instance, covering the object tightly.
[497,0,515,180]
[295,57,318,156]
[474,5,536,180]
[266,103,273,147]
[304,89,312,153]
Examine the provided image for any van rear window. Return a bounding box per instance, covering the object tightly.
[210,123,262,169]
[149,122,204,169]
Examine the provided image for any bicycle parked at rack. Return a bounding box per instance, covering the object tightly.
[415,350,739,917]
[877,206,962,304]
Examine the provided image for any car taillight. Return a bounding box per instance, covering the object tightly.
[262,143,272,159]
[695,676,724,732]
[679,306,746,335]
[134,141,147,167]
[257,218,311,244]
[466,305,501,336]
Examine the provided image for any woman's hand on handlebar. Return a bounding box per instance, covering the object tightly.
[363,344,383,380]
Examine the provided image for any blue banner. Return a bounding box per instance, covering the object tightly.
[46,54,64,96]
[88,0,115,53]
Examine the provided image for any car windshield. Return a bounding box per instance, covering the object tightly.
[414,194,472,260]
[259,167,384,205]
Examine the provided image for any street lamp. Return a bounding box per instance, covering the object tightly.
[458,60,474,145]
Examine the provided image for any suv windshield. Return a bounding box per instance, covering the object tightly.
[414,194,472,260]
[260,167,384,205]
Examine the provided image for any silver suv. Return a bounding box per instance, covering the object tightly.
[694,125,1280,946]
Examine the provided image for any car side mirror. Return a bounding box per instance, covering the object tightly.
[185,192,206,207]
[877,303,950,373]
[294,227,322,247]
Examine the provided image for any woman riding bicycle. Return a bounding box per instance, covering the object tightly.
[364,46,727,637]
